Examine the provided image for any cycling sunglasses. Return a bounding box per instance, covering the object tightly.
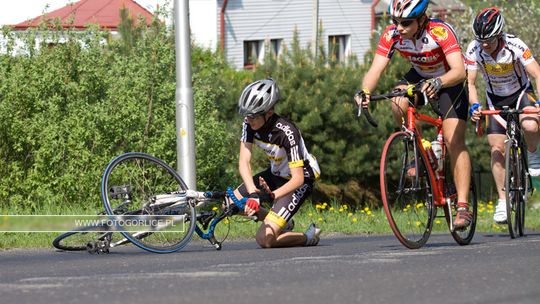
[476,36,498,44]
[392,18,416,27]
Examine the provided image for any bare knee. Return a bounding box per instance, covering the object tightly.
[256,232,277,248]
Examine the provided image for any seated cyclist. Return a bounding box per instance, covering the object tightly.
[466,7,540,224]
[354,0,472,229]
[232,78,322,248]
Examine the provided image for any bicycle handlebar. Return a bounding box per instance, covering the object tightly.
[357,83,443,127]
[474,107,540,136]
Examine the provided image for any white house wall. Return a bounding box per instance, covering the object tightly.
[190,0,218,49]
[217,0,372,69]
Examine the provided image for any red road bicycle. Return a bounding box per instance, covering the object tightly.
[358,83,477,249]
[476,106,536,238]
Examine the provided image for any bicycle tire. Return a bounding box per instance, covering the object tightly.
[517,144,529,237]
[505,141,521,239]
[380,131,435,249]
[52,225,112,251]
[444,167,478,245]
[101,152,196,253]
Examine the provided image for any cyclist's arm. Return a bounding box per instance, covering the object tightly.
[524,59,540,101]
[361,53,391,93]
[273,166,304,200]
[439,51,466,88]
[467,68,480,105]
[238,141,257,194]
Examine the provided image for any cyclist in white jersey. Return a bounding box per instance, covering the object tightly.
[465,7,540,223]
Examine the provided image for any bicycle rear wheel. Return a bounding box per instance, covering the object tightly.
[380,132,435,249]
[505,141,525,239]
[101,152,196,253]
[52,225,116,252]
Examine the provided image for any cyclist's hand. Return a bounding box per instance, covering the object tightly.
[422,78,442,98]
[244,193,260,216]
[257,176,276,203]
[469,103,482,122]
[354,89,371,108]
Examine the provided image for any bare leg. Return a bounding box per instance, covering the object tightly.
[520,106,540,152]
[255,220,306,248]
[487,134,507,200]
[442,118,471,204]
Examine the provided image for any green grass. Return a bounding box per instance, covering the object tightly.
[1,198,539,250]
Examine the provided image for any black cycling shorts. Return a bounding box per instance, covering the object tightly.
[396,68,469,120]
[485,89,533,135]
[237,168,313,227]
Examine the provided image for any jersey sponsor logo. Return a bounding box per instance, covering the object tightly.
[287,184,310,212]
[276,122,296,146]
[430,26,448,40]
[524,49,532,60]
[485,63,514,75]
[383,30,394,42]
[409,53,441,64]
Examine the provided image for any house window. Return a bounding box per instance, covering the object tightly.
[328,35,351,62]
[270,39,282,57]
[244,40,263,69]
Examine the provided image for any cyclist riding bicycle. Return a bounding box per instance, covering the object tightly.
[465,7,540,224]
[354,0,473,229]
[232,78,322,248]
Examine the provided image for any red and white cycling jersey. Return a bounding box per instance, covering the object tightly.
[376,19,462,79]
[464,34,534,97]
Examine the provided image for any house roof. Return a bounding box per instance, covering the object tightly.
[13,0,154,30]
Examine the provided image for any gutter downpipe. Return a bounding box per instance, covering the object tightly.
[220,0,229,51]
[371,0,381,32]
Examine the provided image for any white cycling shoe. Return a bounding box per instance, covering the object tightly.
[493,199,507,224]
[528,151,540,177]
[304,223,321,246]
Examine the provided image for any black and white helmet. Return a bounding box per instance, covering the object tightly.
[473,7,505,41]
[237,78,280,117]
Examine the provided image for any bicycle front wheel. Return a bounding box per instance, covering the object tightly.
[380,132,435,249]
[101,152,196,253]
[505,142,525,239]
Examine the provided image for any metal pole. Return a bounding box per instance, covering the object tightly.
[174,0,196,190]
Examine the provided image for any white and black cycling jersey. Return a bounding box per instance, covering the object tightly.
[465,33,535,97]
[240,114,320,180]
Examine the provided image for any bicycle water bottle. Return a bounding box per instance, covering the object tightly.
[421,139,438,170]
[431,140,443,169]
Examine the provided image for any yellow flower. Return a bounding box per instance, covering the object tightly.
[308,213,313,217]
[415,221,422,226]
[329,207,335,212]
[339,208,344,212]
[343,205,348,210]
[348,212,353,217]
[318,217,323,222]
[364,207,370,212]
[435,220,441,224]
[416,203,424,209]
[352,218,358,223]
[367,210,372,215]
[212,206,218,211]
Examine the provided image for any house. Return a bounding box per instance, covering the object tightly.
[12,0,154,35]
[373,0,467,23]
[190,0,376,70]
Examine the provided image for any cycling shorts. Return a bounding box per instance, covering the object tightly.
[485,88,534,135]
[396,68,468,120]
[237,168,314,228]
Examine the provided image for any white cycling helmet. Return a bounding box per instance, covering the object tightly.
[388,0,429,19]
[237,78,280,117]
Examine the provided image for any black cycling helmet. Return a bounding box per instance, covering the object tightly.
[237,78,280,117]
[473,7,505,41]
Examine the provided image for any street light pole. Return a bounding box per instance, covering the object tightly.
[174,0,196,190]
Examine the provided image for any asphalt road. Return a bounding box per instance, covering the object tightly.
[1,232,539,304]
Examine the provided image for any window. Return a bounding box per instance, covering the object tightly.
[270,39,282,58]
[328,35,351,62]
[243,40,263,69]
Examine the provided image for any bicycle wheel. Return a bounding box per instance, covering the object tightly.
[380,132,435,249]
[517,145,530,237]
[443,166,478,245]
[52,225,113,252]
[101,152,196,253]
[505,141,523,238]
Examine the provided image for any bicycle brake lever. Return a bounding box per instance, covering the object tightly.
[357,105,362,118]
